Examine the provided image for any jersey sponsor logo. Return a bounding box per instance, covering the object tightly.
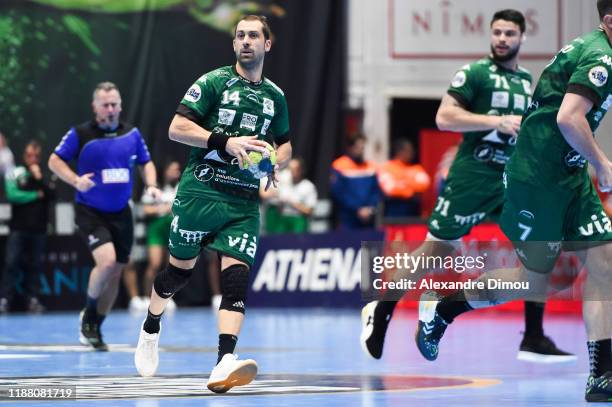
[521,79,532,95]
[519,210,535,220]
[240,113,258,131]
[589,66,608,87]
[453,212,486,226]
[578,211,612,237]
[178,229,209,244]
[184,84,201,103]
[194,164,214,182]
[599,55,612,68]
[101,168,130,184]
[450,71,466,88]
[473,144,494,162]
[564,150,586,168]
[261,118,271,135]
[225,77,239,87]
[513,94,525,111]
[491,91,509,108]
[263,98,275,116]
[228,233,257,258]
[218,108,236,125]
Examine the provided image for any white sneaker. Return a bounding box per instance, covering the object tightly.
[206,354,257,393]
[129,297,145,313]
[165,298,177,312]
[211,295,222,314]
[134,322,161,377]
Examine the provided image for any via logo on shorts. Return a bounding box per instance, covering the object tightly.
[578,211,612,237]
[228,233,257,258]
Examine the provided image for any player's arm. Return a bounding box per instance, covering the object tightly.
[48,153,95,192]
[557,93,612,191]
[435,94,521,136]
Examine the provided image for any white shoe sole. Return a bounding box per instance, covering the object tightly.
[517,351,577,363]
[207,360,258,393]
[359,301,377,358]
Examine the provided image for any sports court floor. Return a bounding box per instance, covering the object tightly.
[0,307,590,406]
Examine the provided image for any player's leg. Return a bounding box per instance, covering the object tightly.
[22,232,46,312]
[144,245,164,297]
[361,174,490,359]
[0,231,26,313]
[207,250,222,312]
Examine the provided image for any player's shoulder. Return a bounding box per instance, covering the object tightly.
[575,29,612,60]
[517,65,532,79]
[263,77,285,97]
[118,122,139,136]
[194,66,234,86]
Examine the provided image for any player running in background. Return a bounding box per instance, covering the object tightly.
[134,15,292,393]
[49,82,161,350]
[415,1,612,401]
[361,9,573,363]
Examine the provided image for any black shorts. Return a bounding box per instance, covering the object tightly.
[75,203,134,264]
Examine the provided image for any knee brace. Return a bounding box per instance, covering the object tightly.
[153,264,194,299]
[219,264,249,314]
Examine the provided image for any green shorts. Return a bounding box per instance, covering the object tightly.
[500,175,612,272]
[428,173,504,240]
[168,194,260,267]
[146,214,173,246]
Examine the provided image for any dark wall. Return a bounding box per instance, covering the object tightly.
[0,0,345,198]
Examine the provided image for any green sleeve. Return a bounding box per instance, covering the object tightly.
[5,169,38,204]
[270,94,290,142]
[177,72,220,122]
[567,50,612,105]
[446,63,482,109]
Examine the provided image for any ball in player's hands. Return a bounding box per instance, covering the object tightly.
[243,142,277,179]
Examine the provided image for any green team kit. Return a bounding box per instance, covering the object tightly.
[428,57,533,239]
[169,65,290,266]
[500,29,612,271]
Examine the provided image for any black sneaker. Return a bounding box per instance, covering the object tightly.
[517,334,576,363]
[360,301,392,359]
[585,371,612,402]
[415,291,448,361]
[79,309,108,351]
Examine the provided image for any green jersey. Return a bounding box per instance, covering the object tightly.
[507,29,612,189]
[175,65,290,203]
[446,57,532,177]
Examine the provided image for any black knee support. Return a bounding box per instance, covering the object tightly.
[219,264,249,314]
[153,264,194,299]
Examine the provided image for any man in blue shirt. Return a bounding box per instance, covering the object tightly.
[49,82,161,350]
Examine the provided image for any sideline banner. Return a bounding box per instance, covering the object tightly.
[249,230,384,308]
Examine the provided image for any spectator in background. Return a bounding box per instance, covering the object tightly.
[0,132,15,176]
[0,141,54,313]
[378,139,430,218]
[261,158,317,234]
[330,134,381,229]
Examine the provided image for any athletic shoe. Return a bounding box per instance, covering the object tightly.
[585,371,612,402]
[135,321,161,377]
[27,297,45,313]
[206,354,258,393]
[517,335,576,363]
[415,291,448,361]
[360,301,392,359]
[0,297,8,314]
[166,298,177,312]
[79,309,108,351]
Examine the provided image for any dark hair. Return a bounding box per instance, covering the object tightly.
[491,9,526,33]
[392,138,414,157]
[25,140,41,151]
[236,15,272,41]
[598,0,612,19]
[92,81,119,99]
[346,133,366,148]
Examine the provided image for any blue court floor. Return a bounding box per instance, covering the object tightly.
[0,307,593,406]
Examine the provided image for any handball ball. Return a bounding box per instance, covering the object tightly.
[243,142,277,179]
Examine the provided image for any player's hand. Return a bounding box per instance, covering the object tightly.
[496,115,522,137]
[264,164,280,191]
[596,161,612,192]
[29,164,42,180]
[144,185,163,202]
[225,136,268,170]
[74,173,95,192]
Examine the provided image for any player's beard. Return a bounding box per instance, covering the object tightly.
[490,44,520,63]
[236,51,263,72]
